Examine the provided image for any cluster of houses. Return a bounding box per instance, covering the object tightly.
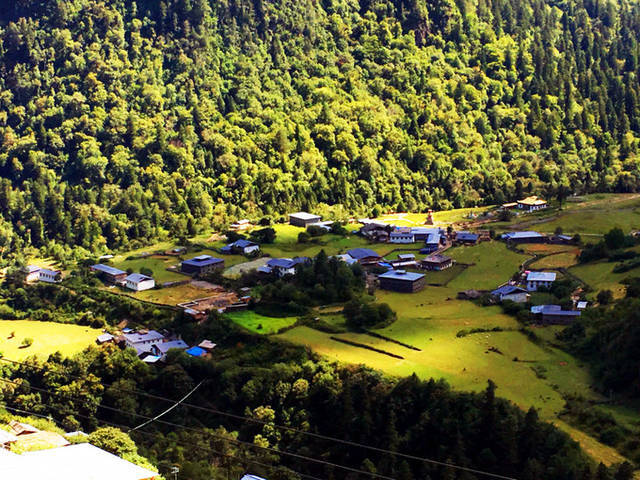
[97,328,216,364]
[501,230,574,245]
[90,264,156,291]
[0,421,159,480]
[257,257,310,277]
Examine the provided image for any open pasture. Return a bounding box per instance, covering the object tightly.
[227,310,298,334]
[0,320,99,360]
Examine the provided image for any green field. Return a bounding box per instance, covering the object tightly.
[227,311,298,334]
[569,261,640,299]
[110,255,185,283]
[447,242,530,290]
[0,320,99,360]
[278,284,599,419]
[507,193,640,235]
[424,263,467,286]
[530,251,580,269]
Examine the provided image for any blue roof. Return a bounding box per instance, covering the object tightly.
[91,264,126,276]
[233,239,257,248]
[425,233,440,244]
[531,304,561,314]
[527,271,556,282]
[185,346,206,357]
[378,270,425,281]
[456,232,479,241]
[347,248,380,260]
[267,258,296,268]
[220,246,233,253]
[491,285,528,296]
[502,231,545,240]
[126,273,153,283]
[182,255,223,267]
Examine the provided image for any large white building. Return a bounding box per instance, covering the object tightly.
[23,265,62,283]
[125,273,155,291]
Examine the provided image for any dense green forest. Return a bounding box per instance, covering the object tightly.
[2,0,640,260]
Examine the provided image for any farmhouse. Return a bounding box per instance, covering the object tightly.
[125,273,155,292]
[230,219,252,231]
[289,212,322,227]
[24,265,63,283]
[491,285,530,303]
[259,257,310,277]
[378,270,426,293]
[91,264,127,284]
[151,339,189,360]
[346,248,382,265]
[454,231,479,245]
[526,271,556,291]
[531,304,581,324]
[421,254,453,271]
[359,223,390,242]
[389,254,417,269]
[222,239,260,255]
[501,231,547,244]
[517,196,548,212]
[181,255,224,275]
[390,227,414,243]
[550,234,574,245]
[123,330,166,355]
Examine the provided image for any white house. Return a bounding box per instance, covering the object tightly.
[123,330,165,355]
[491,285,530,303]
[24,266,62,283]
[125,273,155,291]
[526,271,556,291]
[389,227,414,243]
[517,196,548,212]
[38,268,62,283]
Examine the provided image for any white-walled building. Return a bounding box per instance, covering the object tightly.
[526,271,556,291]
[125,273,155,291]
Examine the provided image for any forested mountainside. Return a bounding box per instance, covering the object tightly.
[2,0,640,256]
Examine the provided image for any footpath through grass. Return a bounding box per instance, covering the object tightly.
[0,320,99,360]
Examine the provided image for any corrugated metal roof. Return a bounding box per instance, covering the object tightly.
[378,270,425,281]
[527,271,557,282]
[91,264,127,276]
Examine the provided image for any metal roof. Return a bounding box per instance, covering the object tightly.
[289,212,321,220]
[531,304,561,314]
[123,330,165,344]
[267,258,296,268]
[491,285,528,296]
[527,271,557,282]
[125,273,153,283]
[456,232,479,241]
[502,231,545,240]
[347,248,380,259]
[182,255,223,267]
[155,340,189,353]
[397,254,415,260]
[91,264,127,276]
[378,270,425,281]
[232,239,258,248]
[423,254,451,263]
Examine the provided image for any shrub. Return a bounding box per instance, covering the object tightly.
[21,338,33,348]
[597,289,614,305]
[306,225,326,237]
[298,231,311,243]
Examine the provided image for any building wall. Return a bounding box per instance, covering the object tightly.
[379,276,425,293]
[127,279,155,291]
[289,217,319,227]
[422,261,452,271]
[181,261,224,275]
[510,236,547,244]
[502,293,529,303]
[541,313,578,325]
[390,235,414,243]
[527,280,552,291]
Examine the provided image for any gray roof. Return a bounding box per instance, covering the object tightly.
[289,212,321,220]
[123,330,165,344]
[502,231,545,240]
[91,264,126,276]
[96,333,114,343]
[527,271,557,282]
[378,270,425,281]
[125,273,153,283]
[267,258,296,268]
[423,254,451,263]
[397,254,415,260]
[182,255,223,267]
[232,239,258,248]
[491,285,528,296]
[531,304,561,314]
[347,248,380,260]
[155,339,189,353]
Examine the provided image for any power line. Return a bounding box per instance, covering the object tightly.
[0,402,324,480]
[0,377,399,480]
[0,356,517,480]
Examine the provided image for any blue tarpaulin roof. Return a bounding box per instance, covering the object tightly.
[185,346,206,357]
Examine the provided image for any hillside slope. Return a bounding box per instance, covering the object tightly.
[1,0,640,257]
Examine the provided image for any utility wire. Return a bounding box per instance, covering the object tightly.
[0,377,399,480]
[0,356,517,480]
[129,380,204,432]
[0,402,325,480]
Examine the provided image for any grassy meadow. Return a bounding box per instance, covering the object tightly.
[0,320,99,360]
[227,310,298,334]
